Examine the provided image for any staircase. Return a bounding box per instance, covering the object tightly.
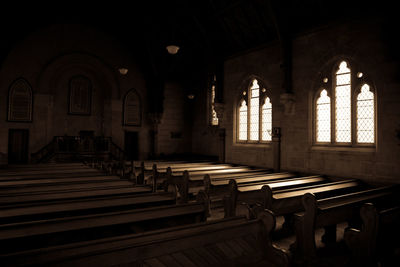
[31,136,126,163]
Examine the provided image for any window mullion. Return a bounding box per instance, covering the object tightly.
[351,74,356,145]
[331,85,335,145]
[259,97,262,143]
[247,92,250,142]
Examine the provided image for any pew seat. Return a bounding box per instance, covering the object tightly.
[0,186,154,207]
[0,191,177,224]
[0,192,208,254]
[0,210,289,267]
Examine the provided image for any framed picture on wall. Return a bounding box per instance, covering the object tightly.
[68,75,92,115]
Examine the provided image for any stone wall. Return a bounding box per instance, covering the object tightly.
[0,24,150,162]
[223,18,400,183]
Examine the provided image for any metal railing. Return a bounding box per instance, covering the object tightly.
[31,136,126,163]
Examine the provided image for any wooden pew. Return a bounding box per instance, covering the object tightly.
[143,163,261,191]
[0,162,86,173]
[0,210,289,267]
[223,176,354,216]
[344,202,400,267]
[0,191,209,254]
[0,185,154,207]
[0,166,100,176]
[0,190,179,224]
[0,169,107,180]
[0,179,136,195]
[162,167,272,201]
[172,171,295,204]
[293,185,400,265]
[0,175,125,187]
[136,161,223,183]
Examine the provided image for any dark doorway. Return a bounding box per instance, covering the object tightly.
[8,129,29,164]
[124,131,139,160]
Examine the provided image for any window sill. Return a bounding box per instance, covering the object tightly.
[310,145,376,153]
[234,142,272,149]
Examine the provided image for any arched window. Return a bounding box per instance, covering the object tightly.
[238,100,247,140]
[210,75,219,126]
[316,89,331,142]
[357,84,374,143]
[123,89,141,126]
[262,97,272,141]
[8,78,33,122]
[314,60,375,146]
[237,78,272,143]
[335,61,351,143]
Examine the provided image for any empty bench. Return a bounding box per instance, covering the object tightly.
[293,185,400,264]
[344,202,400,266]
[0,210,289,267]
[0,191,209,254]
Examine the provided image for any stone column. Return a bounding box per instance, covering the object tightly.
[214,103,226,163]
[148,112,163,158]
[272,127,281,172]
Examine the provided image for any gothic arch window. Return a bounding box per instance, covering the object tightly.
[313,60,376,146]
[123,89,141,126]
[237,78,272,143]
[210,84,219,126]
[8,78,33,122]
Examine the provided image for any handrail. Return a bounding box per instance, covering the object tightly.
[30,137,56,163]
[30,136,126,163]
[109,138,126,161]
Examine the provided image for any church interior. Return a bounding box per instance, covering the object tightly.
[0,0,399,266]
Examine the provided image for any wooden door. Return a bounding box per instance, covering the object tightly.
[8,129,29,164]
[124,131,139,160]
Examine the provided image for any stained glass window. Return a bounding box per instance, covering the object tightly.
[335,61,351,143]
[237,78,272,143]
[249,80,259,141]
[211,84,219,126]
[238,100,247,141]
[316,89,331,142]
[123,89,141,126]
[262,97,272,141]
[315,60,376,147]
[8,78,33,122]
[357,84,374,143]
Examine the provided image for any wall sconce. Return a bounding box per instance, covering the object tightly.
[187,94,195,99]
[119,68,128,75]
[166,45,180,55]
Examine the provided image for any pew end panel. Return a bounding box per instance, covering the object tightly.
[223,179,238,218]
[293,185,400,265]
[344,202,400,267]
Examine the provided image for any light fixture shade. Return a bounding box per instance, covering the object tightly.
[119,68,128,75]
[166,45,180,54]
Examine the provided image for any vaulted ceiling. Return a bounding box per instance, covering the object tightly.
[0,0,394,106]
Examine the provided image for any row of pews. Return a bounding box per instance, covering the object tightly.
[0,159,399,266]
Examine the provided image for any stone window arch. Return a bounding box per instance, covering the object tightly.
[8,78,33,122]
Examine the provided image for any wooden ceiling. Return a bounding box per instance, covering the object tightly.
[0,0,394,107]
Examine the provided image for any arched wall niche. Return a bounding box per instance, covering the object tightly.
[36,52,119,137]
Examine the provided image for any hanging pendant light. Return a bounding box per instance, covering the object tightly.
[166,44,180,55]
